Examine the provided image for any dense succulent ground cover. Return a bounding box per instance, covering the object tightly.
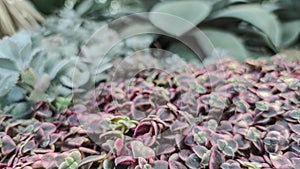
[1,55,300,169]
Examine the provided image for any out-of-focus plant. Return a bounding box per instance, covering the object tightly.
[149,0,300,60]
[30,0,65,14]
[65,0,300,62]
[0,10,118,119]
[0,0,44,38]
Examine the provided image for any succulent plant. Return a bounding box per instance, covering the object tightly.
[149,0,300,60]
[1,55,300,168]
[75,55,300,168]
[0,8,123,119]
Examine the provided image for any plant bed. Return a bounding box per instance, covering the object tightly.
[0,55,300,169]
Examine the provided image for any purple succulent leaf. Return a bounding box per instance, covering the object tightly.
[175,134,187,150]
[153,160,168,169]
[7,154,17,167]
[99,130,124,141]
[79,147,99,155]
[133,122,152,137]
[78,154,107,168]
[218,121,233,132]
[267,124,290,138]
[168,153,180,161]
[49,133,61,145]
[114,138,124,156]
[131,141,155,159]
[262,106,284,118]
[41,153,57,168]
[192,145,208,159]
[291,158,300,168]
[169,160,187,169]
[41,122,57,135]
[22,140,36,154]
[66,137,87,147]
[249,154,266,164]
[178,149,193,161]
[289,123,300,135]
[170,121,189,132]
[246,127,260,142]
[284,151,299,159]
[158,108,176,122]
[233,134,250,150]
[184,133,196,146]
[287,110,300,120]
[234,99,249,113]
[1,135,16,155]
[220,160,241,169]
[155,144,176,156]
[209,147,225,169]
[185,153,201,168]
[207,108,224,122]
[270,153,293,168]
[209,94,228,109]
[138,157,148,168]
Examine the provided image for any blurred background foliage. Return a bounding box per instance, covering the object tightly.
[28,0,300,60]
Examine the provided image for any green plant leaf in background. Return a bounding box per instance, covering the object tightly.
[196,28,248,61]
[210,4,281,48]
[0,73,19,97]
[150,0,212,36]
[281,20,300,48]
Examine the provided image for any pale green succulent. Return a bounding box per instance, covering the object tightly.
[0,14,118,119]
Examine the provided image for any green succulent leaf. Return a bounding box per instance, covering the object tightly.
[210,4,281,48]
[21,68,36,87]
[103,159,114,169]
[9,102,32,119]
[199,29,248,61]
[255,101,269,111]
[0,58,19,72]
[6,86,27,103]
[0,73,19,97]
[55,96,72,112]
[0,31,33,71]
[48,59,71,80]
[150,0,212,36]
[281,20,300,47]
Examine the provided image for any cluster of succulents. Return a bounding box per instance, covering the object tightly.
[1,55,299,168]
[0,9,122,119]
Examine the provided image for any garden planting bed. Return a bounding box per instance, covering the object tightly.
[1,55,300,169]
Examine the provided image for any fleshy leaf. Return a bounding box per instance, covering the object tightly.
[211,4,281,47]
[78,154,107,168]
[200,29,248,60]
[1,135,16,155]
[150,0,211,36]
[131,141,155,159]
